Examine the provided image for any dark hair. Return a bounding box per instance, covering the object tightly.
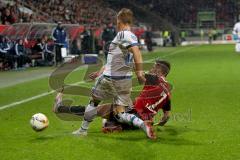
[155,60,171,76]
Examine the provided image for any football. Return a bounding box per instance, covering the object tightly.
[30,113,49,132]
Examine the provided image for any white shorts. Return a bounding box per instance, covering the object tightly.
[91,75,133,106]
[235,43,240,52]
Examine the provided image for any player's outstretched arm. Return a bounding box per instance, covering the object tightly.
[160,111,170,126]
[154,111,170,126]
[128,46,146,84]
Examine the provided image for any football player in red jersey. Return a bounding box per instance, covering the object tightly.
[53,60,172,134]
[134,60,171,124]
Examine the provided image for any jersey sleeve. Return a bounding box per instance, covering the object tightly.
[233,23,240,34]
[117,31,139,49]
[162,99,171,111]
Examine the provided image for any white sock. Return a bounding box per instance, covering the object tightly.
[80,120,90,131]
[84,103,97,120]
[81,103,97,131]
[118,113,144,128]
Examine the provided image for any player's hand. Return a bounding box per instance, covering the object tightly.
[137,75,146,84]
[88,72,99,80]
[154,116,170,126]
[136,72,146,84]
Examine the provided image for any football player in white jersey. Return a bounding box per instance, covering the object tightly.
[233,21,240,52]
[68,8,156,139]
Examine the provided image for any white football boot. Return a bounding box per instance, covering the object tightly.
[72,127,88,136]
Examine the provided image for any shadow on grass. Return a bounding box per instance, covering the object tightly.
[88,125,203,146]
[28,125,203,146]
[28,131,71,143]
[157,125,204,136]
[155,137,201,146]
[33,136,56,141]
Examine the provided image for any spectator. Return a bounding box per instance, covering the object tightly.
[31,36,54,66]
[0,36,14,69]
[212,28,218,41]
[1,8,15,24]
[163,30,169,47]
[33,38,45,58]
[71,38,81,55]
[200,29,204,41]
[80,27,92,54]
[144,27,153,52]
[15,39,30,68]
[208,29,213,44]
[102,22,116,58]
[0,36,10,54]
[170,30,177,47]
[43,35,54,65]
[180,30,186,43]
[52,22,67,66]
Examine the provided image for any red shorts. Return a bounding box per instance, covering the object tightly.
[134,98,158,121]
[134,96,170,121]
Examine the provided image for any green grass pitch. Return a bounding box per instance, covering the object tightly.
[0,44,239,160]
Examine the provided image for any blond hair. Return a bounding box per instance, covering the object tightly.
[117,8,133,25]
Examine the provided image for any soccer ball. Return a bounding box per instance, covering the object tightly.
[30,113,49,131]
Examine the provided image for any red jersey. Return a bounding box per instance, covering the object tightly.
[134,76,171,121]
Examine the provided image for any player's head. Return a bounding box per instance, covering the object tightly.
[106,19,113,27]
[150,60,171,77]
[17,39,23,45]
[117,8,133,30]
[57,21,63,29]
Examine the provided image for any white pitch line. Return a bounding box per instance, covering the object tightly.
[145,45,198,62]
[0,81,85,111]
[0,91,54,111]
[0,46,198,111]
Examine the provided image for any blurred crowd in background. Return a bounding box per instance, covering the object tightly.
[135,0,237,28]
[0,0,116,26]
[0,1,37,24]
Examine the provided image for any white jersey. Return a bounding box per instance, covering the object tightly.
[233,22,240,34]
[103,30,139,77]
[233,22,240,52]
[233,22,240,42]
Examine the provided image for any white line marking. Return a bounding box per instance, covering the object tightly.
[0,46,198,111]
[0,91,54,110]
[0,81,85,111]
[146,45,198,62]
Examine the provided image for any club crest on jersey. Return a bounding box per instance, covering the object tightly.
[131,35,137,41]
